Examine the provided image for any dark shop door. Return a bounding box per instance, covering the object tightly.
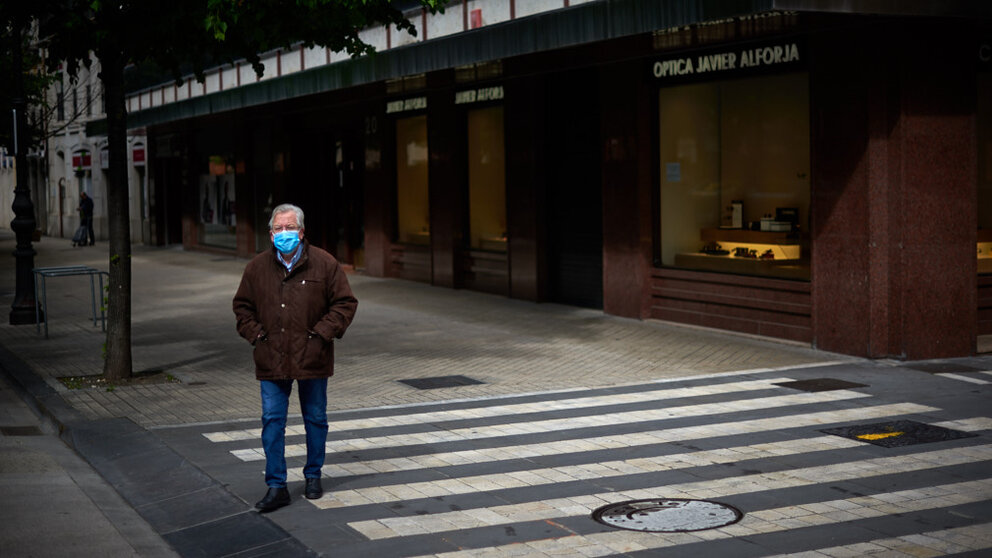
[152,159,183,246]
[330,136,365,268]
[545,72,603,308]
[290,132,364,267]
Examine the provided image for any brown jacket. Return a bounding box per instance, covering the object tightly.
[233,241,357,380]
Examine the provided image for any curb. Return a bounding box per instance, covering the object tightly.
[0,341,316,558]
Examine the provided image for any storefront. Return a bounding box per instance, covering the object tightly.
[648,33,814,342]
[645,15,984,358]
[387,90,432,282]
[129,5,989,360]
[146,97,369,264]
[458,82,509,295]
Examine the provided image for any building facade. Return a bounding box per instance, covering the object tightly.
[24,53,149,245]
[97,0,991,360]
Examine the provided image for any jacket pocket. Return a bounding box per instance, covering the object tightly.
[253,338,282,371]
[300,334,330,370]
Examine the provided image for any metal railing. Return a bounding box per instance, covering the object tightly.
[33,265,109,339]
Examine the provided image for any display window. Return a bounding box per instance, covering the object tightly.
[199,155,236,250]
[658,72,810,280]
[395,115,430,245]
[467,106,506,252]
[978,72,992,274]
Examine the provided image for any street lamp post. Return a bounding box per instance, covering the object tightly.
[8,17,38,326]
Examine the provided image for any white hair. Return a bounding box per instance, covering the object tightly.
[268,203,305,230]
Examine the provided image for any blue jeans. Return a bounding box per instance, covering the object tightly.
[260,378,328,488]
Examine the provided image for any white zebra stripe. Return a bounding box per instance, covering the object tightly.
[404,479,992,558]
[932,417,992,431]
[348,444,992,540]
[940,373,989,385]
[312,435,863,509]
[203,377,797,442]
[229,389,872,462]
[756,521,992,558]
[306,403,940,479]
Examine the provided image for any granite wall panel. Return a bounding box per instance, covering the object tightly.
[810,27,872,356]
[811,21,978,358]
[600,60,653,319]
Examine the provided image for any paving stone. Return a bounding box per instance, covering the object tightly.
[1,236,847,429]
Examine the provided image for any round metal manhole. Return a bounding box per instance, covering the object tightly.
[592,498,743,533]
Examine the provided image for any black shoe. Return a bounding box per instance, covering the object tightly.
[255,487,291,512]
[304,477,323,500]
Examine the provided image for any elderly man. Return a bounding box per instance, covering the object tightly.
[233,203,358,512]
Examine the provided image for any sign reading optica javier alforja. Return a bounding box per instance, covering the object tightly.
[652,41,802,81]
[455,85,504,105]
[386,96,428,114]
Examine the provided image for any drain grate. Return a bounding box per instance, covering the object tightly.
[774,378,868,392]
[592,498,743,533]
[398,375,485,390]
[821,420,977,448]
[1,426,43,436]
[904,362,985,374]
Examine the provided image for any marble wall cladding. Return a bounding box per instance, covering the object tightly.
[810,28,872,356]
[600,61,652,319]
[811,22,978,359]
[505,75,545,303]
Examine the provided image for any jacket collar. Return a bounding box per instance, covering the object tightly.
[273,239,309,275]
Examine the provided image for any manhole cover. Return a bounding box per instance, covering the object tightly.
[821,420,977,448]
[398,375,485,390]
[592,498,743,532]
[774,378,868,392]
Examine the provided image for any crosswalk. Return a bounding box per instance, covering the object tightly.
[404,479,992,558]
[201,372,992,557]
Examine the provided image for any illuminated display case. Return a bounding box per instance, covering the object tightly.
[396,115,430,245]
[658,72,811,281]
[674,228,808,280]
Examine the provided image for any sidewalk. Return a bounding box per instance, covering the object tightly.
[0,370,178,557]
[0,232,847,428]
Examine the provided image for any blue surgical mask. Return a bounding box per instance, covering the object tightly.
[272,230,301,254]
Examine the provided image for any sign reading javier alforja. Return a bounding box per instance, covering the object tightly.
[652,41,802,81]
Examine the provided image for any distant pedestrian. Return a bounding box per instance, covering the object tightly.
[233,203,358,512]
[78,192,95,246]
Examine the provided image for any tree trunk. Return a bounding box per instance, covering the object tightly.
[99,46,132,381]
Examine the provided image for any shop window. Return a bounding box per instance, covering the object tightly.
[396,115,430,245]
[978,72,992,274]
[467,106,506,252]
[199,155,236,250]
[659,72,810,280]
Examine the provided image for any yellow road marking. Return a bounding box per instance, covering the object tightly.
[857,431,904,440]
